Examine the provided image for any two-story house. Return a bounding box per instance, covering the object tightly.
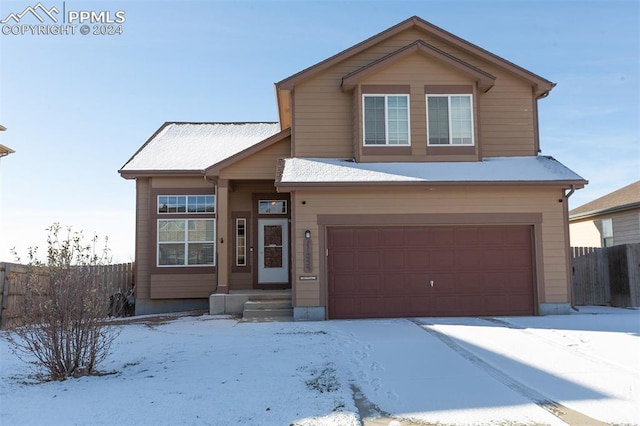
[119,16,586,320]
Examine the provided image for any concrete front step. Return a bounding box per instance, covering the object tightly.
[242,298,293,321]
[244,299,292,310]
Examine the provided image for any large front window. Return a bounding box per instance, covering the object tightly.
[158,219,215,266]
[363,95,410,145]
[427,94,474,145]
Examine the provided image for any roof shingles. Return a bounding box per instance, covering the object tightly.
[119,122,280,174]
[570,180,640,218]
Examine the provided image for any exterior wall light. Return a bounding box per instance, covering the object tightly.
[304,230,311,239]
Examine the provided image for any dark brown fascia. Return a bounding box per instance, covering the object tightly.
[118,170,207,180]
[569,202,640,221]
[275,179,587,192]
[204,127,292,177]
[342,41,496,92]
[276,16,554,97]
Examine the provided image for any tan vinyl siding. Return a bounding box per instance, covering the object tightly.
[571,209,640,247]
[478,69,536,157]
[291,186,567,307]
[219,138,290,180]
[229,274,252,290]
[613,210,640,245]
[150,274,215,298]
[292,28,538,160]
[151,176,212,189]
[136,178,151,299]
[292,29,441,158]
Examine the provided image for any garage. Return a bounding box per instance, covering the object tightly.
[327,225,535,319]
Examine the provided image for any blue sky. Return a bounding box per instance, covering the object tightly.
[0,0,638,262]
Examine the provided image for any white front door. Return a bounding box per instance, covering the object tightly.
[258,218,289,284]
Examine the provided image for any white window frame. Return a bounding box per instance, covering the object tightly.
[601,218,613,247]
[362,94,411,146]
[235,218,247,267]
[426,94,475,146]
[157,195,215,214]
[258,200,287,215]
[157,218,216,267]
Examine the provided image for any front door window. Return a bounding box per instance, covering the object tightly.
[258,218,288,284]
[263,225,283,268]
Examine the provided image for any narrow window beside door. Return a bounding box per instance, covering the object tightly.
[236,218,246,266]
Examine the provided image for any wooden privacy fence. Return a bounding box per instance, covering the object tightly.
[0,262,134,329]
[572,243,640,307]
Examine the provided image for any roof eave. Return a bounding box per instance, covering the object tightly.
[569,202,640,221]
[118,169,205,180]
[276,179,587,191]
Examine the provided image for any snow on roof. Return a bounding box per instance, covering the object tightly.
[120,122,281,172]
[278,156,586,185]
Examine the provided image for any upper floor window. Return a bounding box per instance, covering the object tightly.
[363,95,410,146]
[158,195,215,214]
[427,94,474,146]
[601,218,613,247]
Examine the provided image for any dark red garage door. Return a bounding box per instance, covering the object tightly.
[327,226,534,319]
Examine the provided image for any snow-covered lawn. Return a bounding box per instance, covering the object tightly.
[1,307,638,425]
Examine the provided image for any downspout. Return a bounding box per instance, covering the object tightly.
[564,185,578,311]
[204,175,219,293]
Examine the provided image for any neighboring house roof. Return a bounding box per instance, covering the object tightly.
[276,156,586,188]
[570,180,640,220]
[119,122,280,177]
[0,144,15,157]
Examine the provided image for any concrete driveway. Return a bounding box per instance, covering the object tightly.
[326,308,639,425]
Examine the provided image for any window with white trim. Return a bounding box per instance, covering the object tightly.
[427,94,474,145]
[236,218,247,267]
[601,218,613,247]
[363,95,410,145]
[258,200,287,214]
[157,219,215,266]
[158,195,215,214]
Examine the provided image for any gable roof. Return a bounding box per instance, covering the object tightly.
[570,180,640,219]
[204,127,291,176]
[276,156,586,188]
[341,40,496,92]
[276,16,554,96]
[119,122,280,177]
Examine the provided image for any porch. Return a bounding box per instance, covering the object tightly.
[210,289,293,321]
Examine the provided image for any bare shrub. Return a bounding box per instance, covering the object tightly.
[4,223,119,380]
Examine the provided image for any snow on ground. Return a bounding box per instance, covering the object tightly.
[1,307,638,426]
